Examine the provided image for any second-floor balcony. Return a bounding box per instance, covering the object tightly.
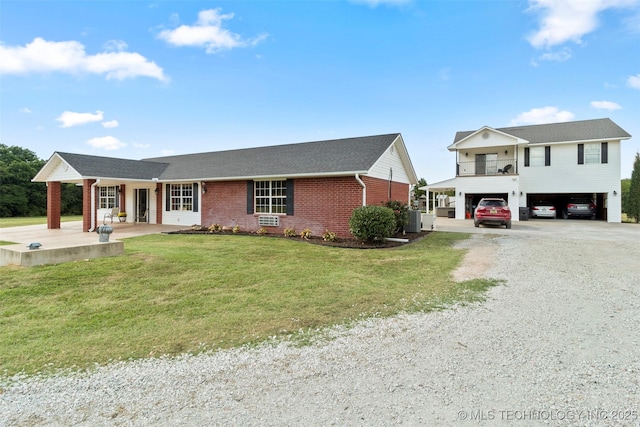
[457,158,518,177]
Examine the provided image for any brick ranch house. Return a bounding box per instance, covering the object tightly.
[33,134,418,237]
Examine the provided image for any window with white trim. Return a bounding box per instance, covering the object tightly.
[99,186,117,209]
[255,180,287,214]
[529,146,545,167]
[584,143,600,164]
[170,184,193,211]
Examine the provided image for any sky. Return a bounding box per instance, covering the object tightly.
[1,0,639,184]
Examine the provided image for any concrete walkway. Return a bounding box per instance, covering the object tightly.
[0,222,190,267]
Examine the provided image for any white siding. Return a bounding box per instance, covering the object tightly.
[45,158,81,182]
[454,130,518,150]
[161,183,201,226]
[454,175,521,220]
[519,141,621,193]
[368,142,411,183]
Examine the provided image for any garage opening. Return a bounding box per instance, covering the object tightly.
[526,193,605,220]
[465,193,509,219]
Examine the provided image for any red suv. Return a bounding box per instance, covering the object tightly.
[474,198,512,229]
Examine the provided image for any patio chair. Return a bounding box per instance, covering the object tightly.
[498,164,512,174]
[103,207,119,224]
[135,209,149,224]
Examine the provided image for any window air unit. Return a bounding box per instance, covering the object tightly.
[258,216,280,227]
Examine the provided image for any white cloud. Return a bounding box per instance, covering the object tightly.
[157,8,268,54]
[20,107,32,113]
[86,136,126,150]
[104,39,128,52]
[56,110,104,128]
[591,100,622,110]
[527,0,638,49]
[349,0,412,6]
[0,37,167,81]
[102,120,119,128]
[133,142,150,148]
[629,73,640,88]
[510,106,575,125]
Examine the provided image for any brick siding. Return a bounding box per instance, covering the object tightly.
[47,181,61,229]
[200,176,410,238]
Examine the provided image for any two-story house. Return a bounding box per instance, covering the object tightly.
[423,118,631,223]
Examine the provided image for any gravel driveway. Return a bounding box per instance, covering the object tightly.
[2,223,640,426]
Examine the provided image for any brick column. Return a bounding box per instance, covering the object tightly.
[119,184,126,212]
[47,181,62,229]
[83,179,96,232]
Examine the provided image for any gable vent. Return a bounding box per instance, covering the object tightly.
[258,216,280,227]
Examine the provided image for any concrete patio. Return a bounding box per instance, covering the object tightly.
[0,221,190,267]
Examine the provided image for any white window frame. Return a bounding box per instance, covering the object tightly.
[529,146,545,167]
[255,180,287,214]
[170,184,193,211]
[99,186,117,209]
[585,143,600,164]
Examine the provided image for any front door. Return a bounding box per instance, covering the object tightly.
[135,188,149,223]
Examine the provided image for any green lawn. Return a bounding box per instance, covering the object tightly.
[0,215,83,228]
[0,232,499,378]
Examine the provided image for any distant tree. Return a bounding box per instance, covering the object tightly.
[412,178,427,201]
[621,179,630,215]
[61,183,83,215]
[628,152,640,223]
[0,144,46,217]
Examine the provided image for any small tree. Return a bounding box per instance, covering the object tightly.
[628,152,640,223]
[349,205,396,242]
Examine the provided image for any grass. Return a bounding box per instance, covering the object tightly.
[0,232,500,378]
[0,215,83,228]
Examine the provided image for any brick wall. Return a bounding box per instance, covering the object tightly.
[362,175,410,206]
[82,179,96,232]
[47,181,61,229]
[199,176,410,238]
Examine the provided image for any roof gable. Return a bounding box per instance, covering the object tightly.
[451,118,631,147]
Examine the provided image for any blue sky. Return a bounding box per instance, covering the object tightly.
[1,0,639,183]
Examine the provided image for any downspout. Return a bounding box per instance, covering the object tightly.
[355,173,366,206]
[89,179,100,232]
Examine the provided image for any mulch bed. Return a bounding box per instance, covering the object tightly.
[167,229,432,249]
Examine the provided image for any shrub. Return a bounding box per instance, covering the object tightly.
[208,223,222,232]
[232,225,240,233]
[349,205,396,242]
[283,227,297,237]
[300,228,312,240]
[322,230,337,242]
[256,227,268,235]
[384,200,409,233]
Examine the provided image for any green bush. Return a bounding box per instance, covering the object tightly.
[349,205,397,242]
[384,200,409,232]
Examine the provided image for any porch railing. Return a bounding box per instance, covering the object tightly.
[456,159,517,177]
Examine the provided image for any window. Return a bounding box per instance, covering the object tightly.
[585,143,600,164]
[170,184,193,211]
[525,146,551,167]
[99,186,117,209]
[255,180,287,214]
[578,142,608,165]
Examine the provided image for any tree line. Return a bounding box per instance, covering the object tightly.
[0,144,82,217]
[1,144,639,222]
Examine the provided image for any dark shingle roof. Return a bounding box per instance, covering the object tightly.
[143,134,400,180]
[56,152,170,180]
[453,118,631,144]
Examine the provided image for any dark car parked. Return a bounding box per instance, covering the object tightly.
[563,197,596,220]
[474,198,512,229]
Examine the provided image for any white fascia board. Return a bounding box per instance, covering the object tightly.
[447,127,526,151]
[167,171,371,182]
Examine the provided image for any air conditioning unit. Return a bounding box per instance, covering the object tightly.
[258,216,280,227]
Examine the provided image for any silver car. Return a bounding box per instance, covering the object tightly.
[530,201,556,218]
